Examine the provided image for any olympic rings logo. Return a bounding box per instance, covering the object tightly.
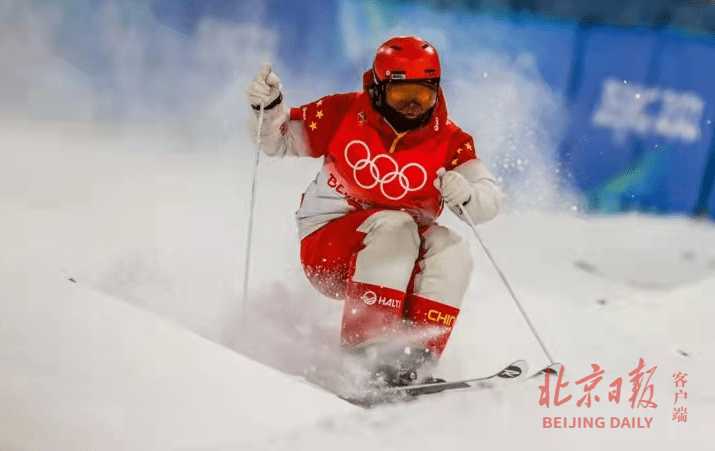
[344,140,427,201]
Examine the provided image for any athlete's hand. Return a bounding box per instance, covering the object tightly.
[247,62,282,108]
[435,168,473,208]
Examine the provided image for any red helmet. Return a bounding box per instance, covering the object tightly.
[372,36,441,83]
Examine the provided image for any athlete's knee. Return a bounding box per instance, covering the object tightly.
[447,232,473,283]
[418,226,473,304]
[426,227,472,275]
[353,211,420,291]
[363,210,419,236]
[360,210,420,256]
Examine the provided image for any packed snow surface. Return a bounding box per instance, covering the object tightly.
[1,120,713,450]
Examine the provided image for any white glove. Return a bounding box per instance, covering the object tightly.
[247,62,282,109]
[434,167,473,209]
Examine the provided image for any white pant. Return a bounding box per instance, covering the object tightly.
[353,210,473,309]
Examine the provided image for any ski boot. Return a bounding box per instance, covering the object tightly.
[367,346,445,391]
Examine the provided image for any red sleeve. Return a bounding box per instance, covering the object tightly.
[289,93,356,158]
[445,130,479,171]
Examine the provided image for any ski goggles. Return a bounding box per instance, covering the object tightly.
[385,82,438,109]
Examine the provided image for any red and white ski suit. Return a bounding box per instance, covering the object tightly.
[252,71,502,357]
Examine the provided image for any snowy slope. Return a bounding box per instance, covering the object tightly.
[0,273,356,451]
[2,120,714,450]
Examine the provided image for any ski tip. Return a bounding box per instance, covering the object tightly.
[530,362,564,379]
[496,360,528,379]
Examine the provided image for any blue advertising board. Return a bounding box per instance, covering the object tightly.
[561,26,715,215]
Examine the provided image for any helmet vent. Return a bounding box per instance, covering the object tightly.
[390,45,403,50]
[425,68,437,73]
[422,43,430,49]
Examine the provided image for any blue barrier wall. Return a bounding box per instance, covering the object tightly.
[560,25,715,216]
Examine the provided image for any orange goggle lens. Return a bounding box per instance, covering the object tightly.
[386,83,437,109]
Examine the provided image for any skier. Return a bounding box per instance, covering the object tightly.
[246,36,502,387]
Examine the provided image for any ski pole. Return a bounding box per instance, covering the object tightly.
[240,104,265,319]
[457,204,556,365]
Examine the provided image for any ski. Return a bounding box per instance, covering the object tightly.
[530,362,563,379]
[341,360,528,408]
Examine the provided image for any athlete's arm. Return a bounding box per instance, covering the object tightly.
[451,159,502,224]
[439,133,502,224]
[249,94,354,158]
